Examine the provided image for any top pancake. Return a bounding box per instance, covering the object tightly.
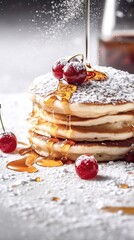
[30,66,134,105]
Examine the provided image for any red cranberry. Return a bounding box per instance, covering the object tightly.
[0,132,17,153]
[63,62,87,85]
[0,104,17,153]
[124,150,134,163]
[75,154,98,180]
[52,58,67,80]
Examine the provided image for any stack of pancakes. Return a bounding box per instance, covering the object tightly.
[28,66,134,162]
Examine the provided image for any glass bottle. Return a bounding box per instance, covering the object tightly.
[99,0,134,73]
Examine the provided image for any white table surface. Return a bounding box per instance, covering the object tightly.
[0,94,134,240]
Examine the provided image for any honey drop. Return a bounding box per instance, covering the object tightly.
[118,184,129,189]
[102,206,134,215]
[7,152,39,173]
[36,157,63,167]
[35,177,43,182]
[51,197,60,202]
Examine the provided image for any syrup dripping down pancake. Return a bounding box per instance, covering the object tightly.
[28,131,134,162]
[29,67,134,118]
[28,66,134,162]
[28,117,134,142]
[32,103,134,127]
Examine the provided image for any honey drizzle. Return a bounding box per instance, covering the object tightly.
[36,132,75,166]
[7,152,39,173]
[36,158,63,167]
[46,138,59,156]
[51,110,58,137]
[44,111,59,156]
[66,115,72,139]
[36,137,75,166]
[44,81,77,114]
[18,147,33,156]
[86,64,108,82]
[34,85,75,164]
[102,206,134,215]
[36,118,60,167]
[60,139,75,161]
[29,103,38,118]
[44,95,56,109]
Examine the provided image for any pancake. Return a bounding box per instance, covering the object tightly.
[28,131,134,162]
[28,66,134,162]
[32,103,134,127]
[28,117,134,141]
[29,66,134,118]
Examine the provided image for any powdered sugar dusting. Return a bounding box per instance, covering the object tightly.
[30,66,134,104]
[64,61,86,72]
[54,58,68,67]
[0,94,134,240]
[32,0,85,39]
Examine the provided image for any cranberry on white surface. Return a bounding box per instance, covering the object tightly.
[75,154,98,180]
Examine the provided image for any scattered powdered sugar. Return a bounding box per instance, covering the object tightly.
[30,66,134,104]
[32,0,85,39]
[30,72,59,98]
[64,61,86,72]
[0,94,134,240]
[53,57,68,67]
